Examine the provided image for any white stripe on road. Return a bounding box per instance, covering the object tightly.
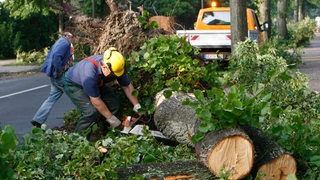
[0,85,49,99]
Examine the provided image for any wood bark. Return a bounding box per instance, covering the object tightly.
[259,0,271,44]
[293,0,299,23]
[230,0,247,53]
[153,90,198,147]
[277,0,288,39]
[241,125,296,179]
[115,160,217,179]
[149,16,175,34]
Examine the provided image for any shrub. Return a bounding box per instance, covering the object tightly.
[16,48,48,65]
[288,17,317,47]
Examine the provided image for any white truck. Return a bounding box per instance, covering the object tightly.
[176,6,264,61]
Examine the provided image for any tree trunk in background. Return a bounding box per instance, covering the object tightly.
[59,0,63,34]
[298,0,303,21]
[230,0,247,54]
[293,0,299,23]
[277,0,288,39]
[92,0,95,18]
[259,0,270,44]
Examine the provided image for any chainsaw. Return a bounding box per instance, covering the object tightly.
[120,114,168,140]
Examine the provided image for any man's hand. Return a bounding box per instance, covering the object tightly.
[106,115,121,128]
[133,103,141,113]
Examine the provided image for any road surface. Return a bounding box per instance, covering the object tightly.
[0,73,74,140]
[298,32,320,92]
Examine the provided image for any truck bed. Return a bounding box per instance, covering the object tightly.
[176,30,231,48]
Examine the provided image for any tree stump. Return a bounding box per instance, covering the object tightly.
[241,125,297,179]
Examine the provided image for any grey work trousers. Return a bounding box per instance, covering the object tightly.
[63,78,121,133]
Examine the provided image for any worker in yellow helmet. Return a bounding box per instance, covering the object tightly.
[62,47,141,133]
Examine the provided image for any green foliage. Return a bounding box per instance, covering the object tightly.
[63,109,80,126]
[16,48,48,64]
[128,34,212,112]
[288,17,317,47]
[12,127,195,179]
[260,36,303,66]
[0,4,15,58]
[4,0,52,20]
[228,38,320,178]
[132,0,199,29]
[184,85,271,143]
[138,10,159,29]
[0,126,18,180]
[82,0,109,18]
[0,0,58,58]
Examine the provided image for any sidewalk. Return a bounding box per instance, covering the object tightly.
[0,59,40,73]
[298,32,320,92]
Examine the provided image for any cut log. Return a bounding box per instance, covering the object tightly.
[115,160,217,179]
[240,125,297,179]
[194,126,254,179]
[154,90,198,146]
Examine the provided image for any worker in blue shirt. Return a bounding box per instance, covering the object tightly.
[62,47,141,132]
[31,32,74,128]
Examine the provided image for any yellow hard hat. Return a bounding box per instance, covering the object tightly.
[103,47,125,77]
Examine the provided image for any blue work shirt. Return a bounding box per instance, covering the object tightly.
[41,36,72,78]
[64,55,130,97]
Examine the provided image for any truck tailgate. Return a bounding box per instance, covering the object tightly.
[176,30,231,48]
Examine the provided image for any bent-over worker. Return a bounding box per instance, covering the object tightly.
[62,47,141,132]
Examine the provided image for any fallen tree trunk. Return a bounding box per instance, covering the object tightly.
[153,90,296,179]
[115,160,217,179]
[153,90,198,146]
[154,91,255,179]
[240,125,297,179]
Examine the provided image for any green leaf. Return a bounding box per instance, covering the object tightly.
[163,90,172,98]
[191,132,205,143]
[260,102,270,115]
[197,108,212,121]
[194,89,205,103]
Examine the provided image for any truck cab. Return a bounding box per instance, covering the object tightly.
[195,7,262,32]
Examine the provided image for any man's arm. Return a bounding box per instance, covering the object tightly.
[122,83,139,107]
[89,96,113,119]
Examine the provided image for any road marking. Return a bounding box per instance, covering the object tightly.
[0,85,49,99]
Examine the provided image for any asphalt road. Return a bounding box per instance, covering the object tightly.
[297,32,320,92]
[0,73,74,139]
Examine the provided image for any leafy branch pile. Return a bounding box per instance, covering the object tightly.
[2,127,194,179]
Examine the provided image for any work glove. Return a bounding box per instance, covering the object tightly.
[133,103,141,113]
[106,115,121,128]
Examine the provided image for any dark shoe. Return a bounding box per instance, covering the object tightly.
[31,120,42,128]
